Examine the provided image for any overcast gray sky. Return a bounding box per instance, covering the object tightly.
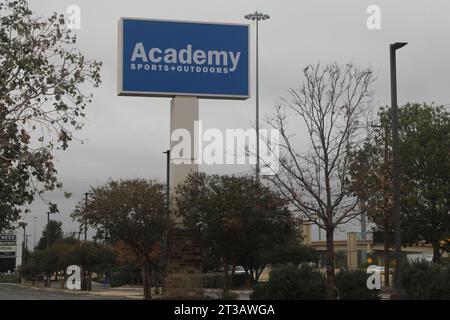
[22,0,450,245]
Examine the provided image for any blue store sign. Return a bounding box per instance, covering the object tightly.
[118,18,249,99]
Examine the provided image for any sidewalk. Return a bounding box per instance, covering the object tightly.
[22,282,146,299]
[22,282,256,300]
[204,289,253,300]
[85,287,145,299]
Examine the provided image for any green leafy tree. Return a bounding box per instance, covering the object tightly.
[68,241,116,291]
[22,238,75,282]
[399,103,450,263]
[71,179,169,299]
[238,221,318,285]
[268,240,319,267]
[35,220,63,251]
[22,238,116,290]
[349,113,395,285]
[176,173,303,293]
[351,103,450,264]
[0,0,101,231]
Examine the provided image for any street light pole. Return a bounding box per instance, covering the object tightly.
[21,222,26,263]
[34,216,37,249]
[46,212,50,250]
[163,150,171,213]
[84,192,89,241]
[390,42,407,292]
[245,11,270,183]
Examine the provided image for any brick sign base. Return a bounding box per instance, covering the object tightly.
[164,227,203,298]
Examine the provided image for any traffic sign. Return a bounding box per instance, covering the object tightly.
[0,234,17,259]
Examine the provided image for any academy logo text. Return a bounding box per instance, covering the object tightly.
[129,43,242,74]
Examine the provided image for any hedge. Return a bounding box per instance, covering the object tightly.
[401,262,450,299]
[335,269,380,300]
[251,264,326,300]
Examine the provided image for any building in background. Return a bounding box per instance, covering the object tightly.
[0,228,25,273]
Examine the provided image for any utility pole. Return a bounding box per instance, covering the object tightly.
[163,150,171,214]
[21,222,27,264]
[46,212,50,250]
[46,212,50,287]
[360,212,367,263]
[33,217,37,249]
[24,235,30,251]
[84,192,89,241]
[382,124,391,287]
[245,11,270,182]
[390,42,407,292]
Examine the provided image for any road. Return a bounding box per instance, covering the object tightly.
[0,283,133,300]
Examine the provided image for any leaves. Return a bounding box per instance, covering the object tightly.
[35,220,64,251]
[23,237,116,278]
[71,179,169,265]
[350,103,450,261]
[0,0,102,231]
[176,173,303,284]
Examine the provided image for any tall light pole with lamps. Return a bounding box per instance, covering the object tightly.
[390,41,407,292]
[84,192,89,241]
[245,11,270,182]
[163,150,171,213]
[18,221,27,265]
[34,216,37,249]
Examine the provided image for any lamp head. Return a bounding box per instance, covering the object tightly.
[245,11,270,21]
[391,42,408,51]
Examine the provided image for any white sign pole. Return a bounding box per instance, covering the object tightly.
[169,96,199,220]
[165,96,203,298]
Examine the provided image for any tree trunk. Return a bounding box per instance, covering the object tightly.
[142,262,152,300]
[431,198,441,264]
[432,240,441,264]
[325,228,336,300]
[87,272,92,291]
[254,265,266,284]
[81,269,87,291]
[384,230,390,287]
[223,256,230,295]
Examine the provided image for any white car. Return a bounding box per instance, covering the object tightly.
[367,265,384,273]
[234,266,246,275]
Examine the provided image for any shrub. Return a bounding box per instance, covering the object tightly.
[231,273,249,288]
[441,257,450,268]
[203,273,249,289]
[401,262,450,300]
[0,273,21,284]
[221,292,238,300]
[110,265,142,288]
[251,264,326,300]
[336,269,380,300]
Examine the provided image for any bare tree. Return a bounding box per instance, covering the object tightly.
[264,62,375,299]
